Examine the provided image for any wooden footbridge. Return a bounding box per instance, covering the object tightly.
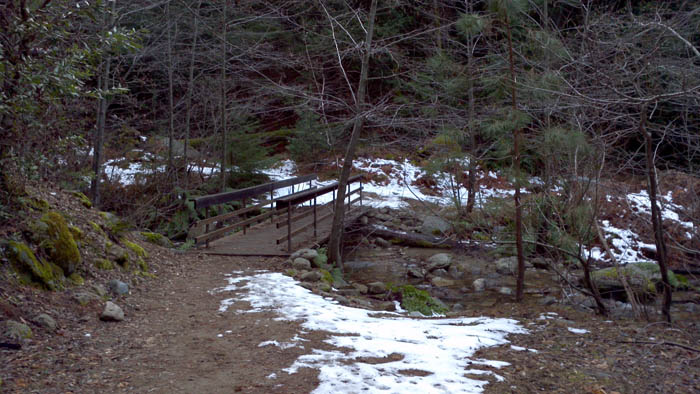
[189,174,367,256]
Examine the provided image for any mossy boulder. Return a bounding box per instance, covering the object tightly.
[40,211,81,275]
[140,231,173,248]
[99,211,129,237]
[390,284,448,316]
[590,262,679,301]
[106,243,130,268]
[4,241,63,290]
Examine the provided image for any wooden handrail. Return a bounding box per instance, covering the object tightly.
[193,174,316,210]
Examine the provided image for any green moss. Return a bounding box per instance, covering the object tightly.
[122,239,148,259]
[100,211,129,236]
[320,269,333,285]
[4,241,63,290]
[93,258,114,270]
[136,257,149,272]
[69,225,83,241]
[285,269,298,277]
[313,248,328,268]
[28,198,50,211]
[68,272,84,286]
[390,284,448,316]
[88,220,106,237]
[140,231,173,248]
[71,191,92,208]
[41,211,81,275]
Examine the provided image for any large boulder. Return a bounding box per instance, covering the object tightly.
[419,215,451,236]
[495,257,517,276]
[589,263,678,301]
[367,282,387,295]
[292,257,312,271]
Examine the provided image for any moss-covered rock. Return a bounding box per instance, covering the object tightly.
[88,220,107,238]
[106,243,130,268]
[2,320,32,340]
[590,263,679,301]
[40,211,81,275]
[390,284,448,316]
[140,231,173,248]
[71,191,92,208]
[69,225,83,241]
[93,258,114,270]
[4,241,63,290]
[100,211,129,236]
[122,239,148,259]
[68,272,84,286]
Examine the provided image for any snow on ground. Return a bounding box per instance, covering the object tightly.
[214,272,526,393]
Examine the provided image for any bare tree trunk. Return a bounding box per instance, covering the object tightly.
[220,0,228,191]
[641,103,673,322]
[166,1,176,175]
[328,0,378,270]
[506,15,526,301]
[465,0,477,215]
[184,0,201,189]
[90,0,117,207]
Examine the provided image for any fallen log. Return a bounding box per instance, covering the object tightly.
[359,225,457,248]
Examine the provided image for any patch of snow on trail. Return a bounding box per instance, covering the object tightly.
[215,272,526,393]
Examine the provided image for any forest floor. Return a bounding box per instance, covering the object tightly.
[2,239,700,393]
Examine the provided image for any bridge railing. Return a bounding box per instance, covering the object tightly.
[274,174,363,252]
[191,174,317,247]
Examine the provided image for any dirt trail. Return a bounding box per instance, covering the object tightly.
[3,243,700,393]
[2,250,322,393]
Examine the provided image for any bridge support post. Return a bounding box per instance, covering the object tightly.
[287,201,292,253]
[313,196,317,238]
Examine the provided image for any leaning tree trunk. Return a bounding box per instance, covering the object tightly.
[327,0,378,270]
[641,103,673,322]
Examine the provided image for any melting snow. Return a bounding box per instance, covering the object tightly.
[214,272,526,393]
[567,328,589,334]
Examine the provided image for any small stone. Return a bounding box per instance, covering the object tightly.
[427,253,452,271]
[292,257,312,271]
[498,287,514,296]
[379,301,396,311]
[538,296,557,306]
[290,248,318,261]
[407,266,425,279]
[432,268,449,277]
[336,288,360,297]
[299,282,314,290]
[495,257,517,276]
[353,283,368,294]
[319,282,332,292]
[74,291,101,306]
[367,281,387,295]
[100,301,124,322]
[374,237,391,248]
[2,320,32,340]
[91,284,107,298]
[431,277,456,287]
[300,271,322,282]
[334,295,350,305]
[34,314,57,332]
[408,311,425,318]
[107,279,129,296]
[473,278,486,292]
[452,303,465,312]
[448,265,463,280]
